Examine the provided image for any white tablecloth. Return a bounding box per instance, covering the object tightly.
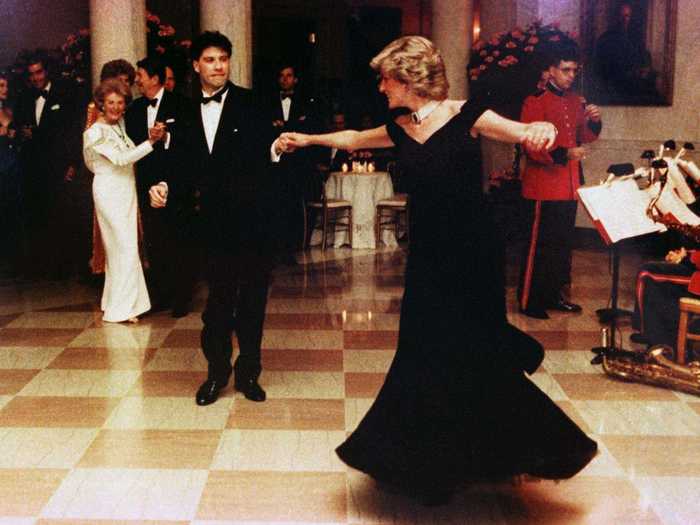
[311,171,398,249]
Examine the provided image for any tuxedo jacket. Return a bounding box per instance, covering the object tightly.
[268,92,324,187]
[15,78,81,183]
[268,93,319,134]
[126,90,189,199]
[169,82,278,256]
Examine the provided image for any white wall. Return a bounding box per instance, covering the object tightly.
[0,0,89,67]
[479,0,700,227]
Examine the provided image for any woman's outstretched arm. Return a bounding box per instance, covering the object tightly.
[280,125,394,152]
[473,109,557,151]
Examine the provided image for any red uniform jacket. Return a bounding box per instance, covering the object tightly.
[521,83,602,201]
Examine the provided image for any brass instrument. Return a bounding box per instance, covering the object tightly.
[592,140,700,395]
[596,346,700,397]
[628,154,700,395]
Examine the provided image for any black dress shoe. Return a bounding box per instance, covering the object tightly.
[234,377,266,402]
[549,299,582,313]
[520,307,550,320]
[196,378,228,406]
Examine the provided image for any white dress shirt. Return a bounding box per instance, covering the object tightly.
[281,96,292,122]
[146,87,171,148]
[35,81,51,125]
[200,87,228,153]
[146,86,164,128]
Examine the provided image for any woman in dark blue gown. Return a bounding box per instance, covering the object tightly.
[281,36,597,503]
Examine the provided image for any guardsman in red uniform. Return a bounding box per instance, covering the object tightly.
[519,44,602,319]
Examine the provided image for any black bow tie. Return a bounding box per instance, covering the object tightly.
[280,91,294,100]
[146,97,158,107]
[201,86,228,105]
[34,89,49,100]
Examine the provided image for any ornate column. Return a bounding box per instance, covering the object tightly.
[432,0,472,99]
[200,0,252,88]
[90,0,147,86]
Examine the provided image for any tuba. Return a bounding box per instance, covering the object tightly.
[595,345,700,396]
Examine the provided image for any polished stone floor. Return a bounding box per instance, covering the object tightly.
[0,244,696,524]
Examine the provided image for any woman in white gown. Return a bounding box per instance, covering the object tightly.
[83,79,165,322]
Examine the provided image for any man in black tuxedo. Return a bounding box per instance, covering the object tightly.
[149,31,283,405]
[15,52,82,279]
[268,64,322,264]
[126,56,193,317]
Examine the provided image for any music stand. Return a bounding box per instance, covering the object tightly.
[594,164,635,325]
[577,171,667,356]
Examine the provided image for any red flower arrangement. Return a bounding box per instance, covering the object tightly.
[469,21,578,198]
[59,29,91,84]
[468,20,579,121]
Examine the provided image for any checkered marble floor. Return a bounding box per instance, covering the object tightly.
[0,245,697,524]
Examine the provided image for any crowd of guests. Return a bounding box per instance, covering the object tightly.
[0,47,382,311]
[0,26,617,505]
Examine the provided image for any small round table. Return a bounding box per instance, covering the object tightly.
[312,171,398,249]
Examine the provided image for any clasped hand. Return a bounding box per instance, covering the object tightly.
[148,122,167,144]
[666,247,687,264]
[522,122,557,151]
[276,132,311,154]
[149,183,168,208]
[584,104,601,123]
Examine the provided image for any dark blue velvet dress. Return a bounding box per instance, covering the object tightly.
[335,100,597,496]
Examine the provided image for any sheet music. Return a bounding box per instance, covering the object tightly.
[577,178,666,243]
[664,157,696,204]
[678,159,700,183]
[646,181,700,226]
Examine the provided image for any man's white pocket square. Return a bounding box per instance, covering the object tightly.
[166,118,175,123]
[51,104,60,110]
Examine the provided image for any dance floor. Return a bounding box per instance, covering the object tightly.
[0,244,696,524]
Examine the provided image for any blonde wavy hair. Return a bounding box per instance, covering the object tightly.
[370,36,449,100]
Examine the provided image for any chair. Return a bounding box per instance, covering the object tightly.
[375,161,409,245]
[676,296,700,363]
[376,194,409,245]
[303,173,352,251]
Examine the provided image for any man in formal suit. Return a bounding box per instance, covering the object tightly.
[164,65,177,93]
[149,31,284,405]
[15,52,81,279]
[126,55,193,317]
[269,64,322,264]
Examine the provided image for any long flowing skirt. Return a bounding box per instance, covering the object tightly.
[93,172,150,322]
[336,251,597,495]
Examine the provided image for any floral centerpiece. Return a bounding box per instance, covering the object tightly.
[468,21,578,120]
[59,28,91,84]
[469,21,579,242]
[145,11,191,89]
